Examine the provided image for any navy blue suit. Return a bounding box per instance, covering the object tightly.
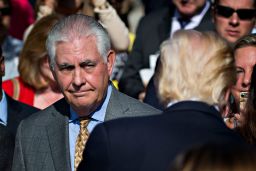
[78,101,246,171]
[143,72,164,110]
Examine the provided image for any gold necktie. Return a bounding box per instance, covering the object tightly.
[74,118,90,170]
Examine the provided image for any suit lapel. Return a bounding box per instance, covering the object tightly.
[195,7,215,32]
[105,86,126,121]
[6,96,22,135]
[46,99,71,171]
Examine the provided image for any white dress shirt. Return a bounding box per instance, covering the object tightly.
[69,84,112,171]
[170,1,210,37]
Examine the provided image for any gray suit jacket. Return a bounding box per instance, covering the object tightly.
[12,86,161,171]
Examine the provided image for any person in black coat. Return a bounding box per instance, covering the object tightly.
[78,30,246,171]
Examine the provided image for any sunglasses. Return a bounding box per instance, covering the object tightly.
[215,5,256,20]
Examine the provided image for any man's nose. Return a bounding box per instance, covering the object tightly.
[73,68,85,87]
[229,12,239,26]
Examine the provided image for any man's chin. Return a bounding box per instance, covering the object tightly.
[71,103,92,116]
[179,9,198,18]
[71,98,100,114]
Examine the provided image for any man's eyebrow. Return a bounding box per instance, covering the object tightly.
[57,63,73,68]
[80,59,96,64]
[81,60,90,64]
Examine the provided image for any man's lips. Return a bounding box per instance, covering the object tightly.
[70,90,91,97]
[226,29,240,37]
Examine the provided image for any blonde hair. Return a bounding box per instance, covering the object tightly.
[158,30,235,107]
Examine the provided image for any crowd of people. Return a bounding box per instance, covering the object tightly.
[0,0,256,170]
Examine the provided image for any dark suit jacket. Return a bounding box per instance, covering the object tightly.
[6,94,39,136]
[12,86,161,171]
[142,0,170,14]
[78,101,246,171]
[143,75,164,110]
[0,124,14,171]
[119,4,214,98]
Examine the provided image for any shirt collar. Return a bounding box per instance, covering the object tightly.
[0,90,8,125]
[69,84,112,123]
[167,98,200,108]
[189,1,210,26]
[167,98,220,112]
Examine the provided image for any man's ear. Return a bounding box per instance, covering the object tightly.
[106,50,116,76]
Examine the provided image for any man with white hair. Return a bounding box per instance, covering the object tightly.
[12,14,160,171]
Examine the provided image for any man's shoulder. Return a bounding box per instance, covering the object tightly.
[95,112,161,140]
[18,107,51,126]
[6,94,39,115]
[195,6,215,32]
[112,89,161,114]
[19,98,68,126]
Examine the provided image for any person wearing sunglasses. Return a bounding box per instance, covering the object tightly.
[212,0,256,44]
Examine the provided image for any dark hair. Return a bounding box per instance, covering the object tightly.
[213,0,256,8]
[171,143,256,171]
[234,34,256,51]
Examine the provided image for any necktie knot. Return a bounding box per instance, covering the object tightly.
[79,118,90,129]
[178,17,190,29]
